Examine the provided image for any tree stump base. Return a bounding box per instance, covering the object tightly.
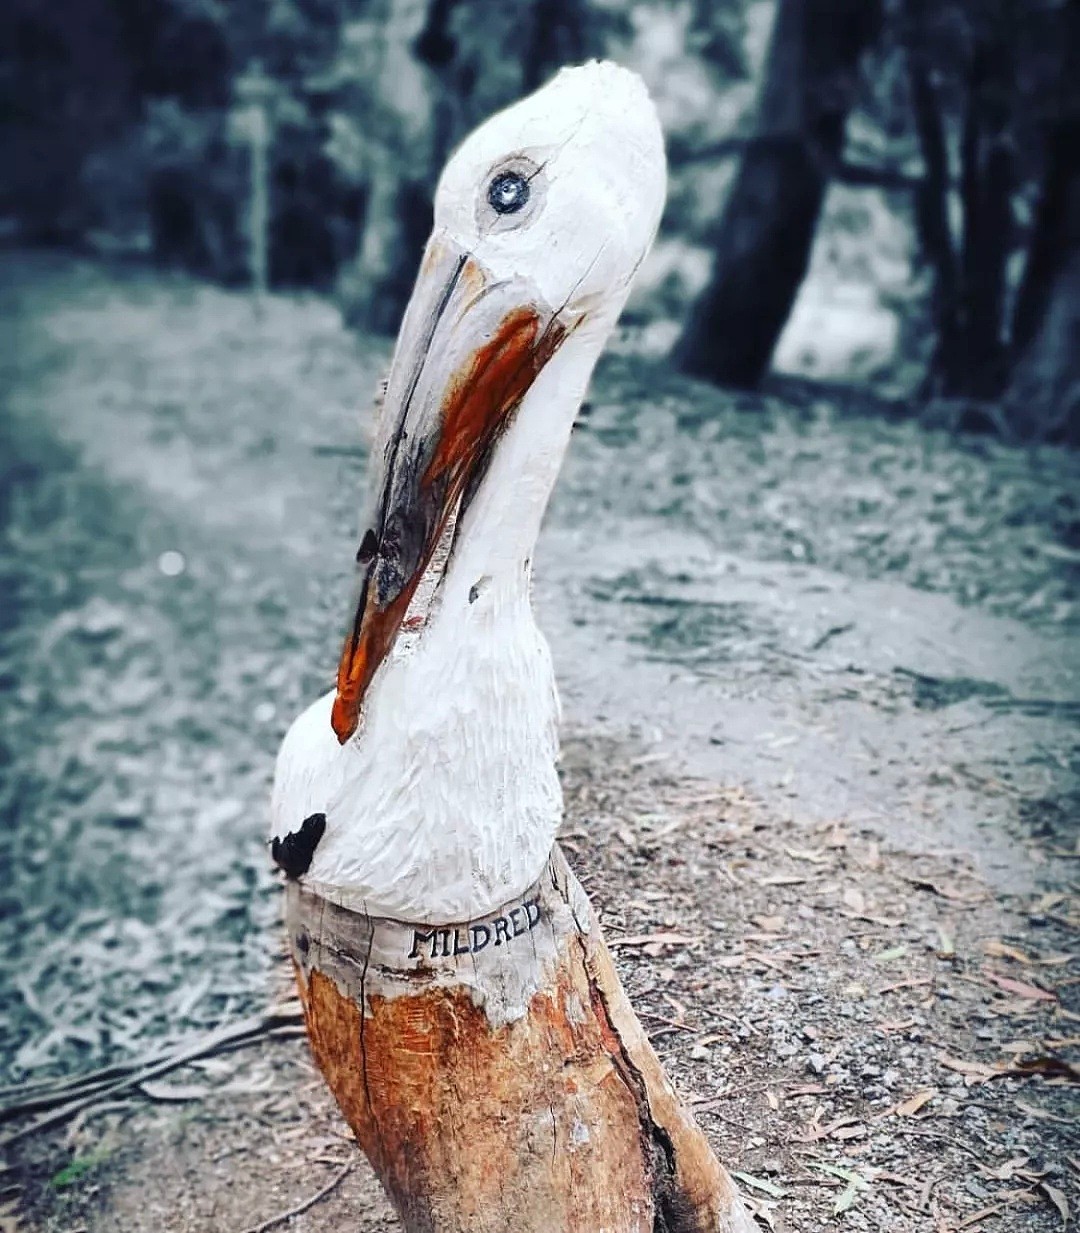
[286,846,754,1233]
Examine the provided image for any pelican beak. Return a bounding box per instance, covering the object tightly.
[331,234,571,744]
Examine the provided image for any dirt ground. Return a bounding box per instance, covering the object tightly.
[7,735,1079,1232]
[0,253,1077,1231]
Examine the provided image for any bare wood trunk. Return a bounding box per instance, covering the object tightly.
[286,847,753,1233]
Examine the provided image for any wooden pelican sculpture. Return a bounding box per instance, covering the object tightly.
[271,62,754,1233]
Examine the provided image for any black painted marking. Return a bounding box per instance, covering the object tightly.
[409,928,437,960]
[406,897,542,960]
[271,812,327,878]
[356,528,378,565]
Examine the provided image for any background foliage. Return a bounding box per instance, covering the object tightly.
[1,0,1076,438]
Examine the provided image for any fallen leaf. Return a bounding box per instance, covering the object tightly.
[750,915,785,933]
[835,1181,861,1215]
[1016,1099,1073,1124]
[895,1088,938,1117]
[875,1017,917,1034]
[988,997,1044,1018]
[984,940,1033,963]
[1017,1167,1051,1183]
[956,1205,1006,1229]
[800,1115,862,1143]
[938,1054,999,1084]
[732,1171,787,1199]
[936,923,956,957]
[860,841,883,871]
[808,1163,870,1215]
[785,846,829,864]
[1034,892,1067,912]
[876,945,909,963]
[609,932,699,950]
[784,1083,828,1097]
[1041,1182,1070,1229]
[765,1089,780,1111]
[979,1155,1030,1182]
[139,1081,209,1102]
[905,875,986,903]
[809,1163,867,1183]
[1008,1055,1080,1083]
[874,1170,922,1189]
[739,1194,778,1230]
[842,887,866,914]
[984,970,1057,1001]
[999,1039,1040,1054]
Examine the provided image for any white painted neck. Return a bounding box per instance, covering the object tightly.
[272,307,623,923]
[433,308,618,617]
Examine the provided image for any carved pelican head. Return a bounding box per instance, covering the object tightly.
[331,62,666,744]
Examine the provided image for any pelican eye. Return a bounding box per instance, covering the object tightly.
[487,171,530,215]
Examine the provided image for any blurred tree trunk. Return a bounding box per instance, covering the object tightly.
[1005,125,1080,442]
[902,0,1079,437]
[0,0,135,241]
[903,0,1016,399]
[336,0,437,333]
[1006,0,1080,441]
[955,37,1013,396]
[345,157,432,335]
[904,17,960,390]
[676,0,883,388]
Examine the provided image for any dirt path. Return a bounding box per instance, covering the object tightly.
[0,253,1077,1230]
[12,747,1079,1232]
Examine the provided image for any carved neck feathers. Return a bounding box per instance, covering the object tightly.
[270,319,615,922]
[270,60,666,923]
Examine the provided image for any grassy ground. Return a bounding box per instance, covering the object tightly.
[0,252,1076,1231]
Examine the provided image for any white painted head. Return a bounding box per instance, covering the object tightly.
[272,62,666,922]
[433,59,667,327]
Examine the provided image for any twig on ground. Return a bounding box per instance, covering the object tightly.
[0,1009,304,1148]
[238,1161,354,1233]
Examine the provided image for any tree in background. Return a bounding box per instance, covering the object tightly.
[898,0,1079,439]
[675,0,884,388]
[0,0,137,243]
[2,0,1076,439]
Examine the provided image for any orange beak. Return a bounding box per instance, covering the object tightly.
[330,236,570,744]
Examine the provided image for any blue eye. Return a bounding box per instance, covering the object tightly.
[487,171,530,215]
